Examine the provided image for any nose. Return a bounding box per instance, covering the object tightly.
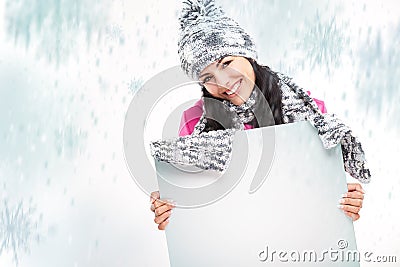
[215,70,231,92]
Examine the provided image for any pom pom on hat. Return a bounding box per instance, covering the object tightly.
[179,0,224,28]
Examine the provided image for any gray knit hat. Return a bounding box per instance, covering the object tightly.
[178,0,258,80]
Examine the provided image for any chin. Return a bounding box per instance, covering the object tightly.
[232,98,245,106]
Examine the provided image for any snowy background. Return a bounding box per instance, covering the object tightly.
[0,0,399,266]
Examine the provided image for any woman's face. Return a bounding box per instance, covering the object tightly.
[198,56,256,106]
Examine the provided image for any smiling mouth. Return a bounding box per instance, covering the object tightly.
[225,79,242,96]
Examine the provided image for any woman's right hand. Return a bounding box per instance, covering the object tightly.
[150,191,175,230]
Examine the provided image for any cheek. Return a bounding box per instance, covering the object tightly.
[246,70,255,85]
[243,63,255,83]
[204,86,219,97]
[231,62,255,82]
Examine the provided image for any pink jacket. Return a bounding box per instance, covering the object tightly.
[178,91,327,136]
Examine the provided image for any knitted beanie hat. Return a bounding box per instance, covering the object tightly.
[178,0,258,80]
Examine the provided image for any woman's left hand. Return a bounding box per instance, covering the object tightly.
[338,183,365,221]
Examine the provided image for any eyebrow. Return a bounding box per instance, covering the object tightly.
[215,58,224,68]
[199,58,224,79]
[198,73,209,79]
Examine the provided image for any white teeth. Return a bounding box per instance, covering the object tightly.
[226,80,241,95]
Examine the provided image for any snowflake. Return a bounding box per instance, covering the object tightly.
[128,78,144,95]
[54,122,87,158]
[0,200,42,266]
[355,23,400,128]
[5,0,109,66]
[105,23,125,44]
[296,12,349,76]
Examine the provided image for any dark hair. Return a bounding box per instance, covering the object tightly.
[200,58,284,132]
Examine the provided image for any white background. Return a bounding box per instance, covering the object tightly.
[0,0,399,266]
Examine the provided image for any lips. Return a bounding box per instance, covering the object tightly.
[225,79,242,97]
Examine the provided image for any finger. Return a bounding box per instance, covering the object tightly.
[154,209,172,225]
[150,202,168,213]
[151,202,174,214]
[342,191,364,200]
[339,198,363,208]
[158,219,170,230]
[155,204,175,217]
[344,211,360,221]
[347,183,365,194]
[338,204,361,214]
[150,191,160,204]
[154,198,175,209]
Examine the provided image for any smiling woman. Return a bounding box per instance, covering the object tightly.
[198,56,256,105]
[149,0,371,230]
[198,56,285,132]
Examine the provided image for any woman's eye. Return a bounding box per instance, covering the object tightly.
[222,60,232,68]
[202,76,212,84]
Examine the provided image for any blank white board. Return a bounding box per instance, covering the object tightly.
[155,121,359,267]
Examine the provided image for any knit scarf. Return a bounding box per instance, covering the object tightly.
[150,73,371,183]
[191,86,259,135]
